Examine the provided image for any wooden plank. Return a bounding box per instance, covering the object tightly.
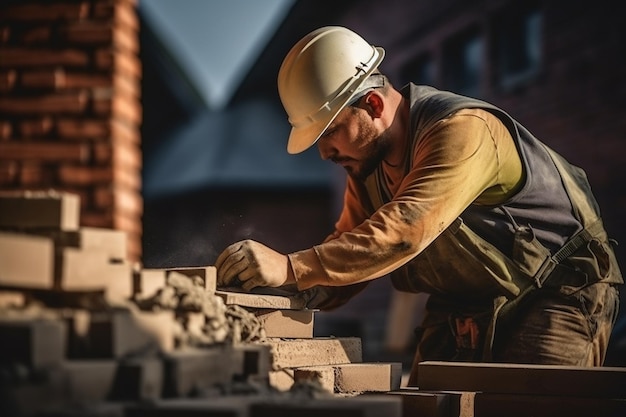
[417,361,626,398]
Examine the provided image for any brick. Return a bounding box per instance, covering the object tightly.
[0,91,88,114]
[416,361,626,399]
[19,117,54,137]
[0,161,18,185]
[93,140,142,170]
[57,247,133,301]
[295,362,402,394]
[18,162,55,186]
[0,47,89,67]
[230,343,272,382]
[94,48,142,78]
[62,360,118,405]
[109,357,163,401]
[0,69,17,92]
[0,120,12,139]
[92,93,142,125]
[0,142,90,162]
[93,1,139,32]
[249,395,403,417]
[125,398,249,417]
[164,266,217,292]
[80,308,174,359]
[21,25,52,44]
[1,2,89,21]
[0,190,80,230]
[253,308,314,338]
[61,22,139,53]
[0,318,66,368]
[56,116,140,144]
[0,232,54,288]
[215,289,306,310]
[162,346,238,397]
[43,226,128,261]
[58,164,141,190]
[94,185,143,217]
[386,388,462,417]
[261,337,362,370]
[136,268,167,298]
[268,369,295,391]
[471,392,626,417]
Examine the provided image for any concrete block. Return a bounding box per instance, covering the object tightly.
[77,308,174,359]
[125,397,251,417]
[0,190,80,230]
[295,362,402,394]
[109,357,163,402]
[253,308,314,338]
[386,388,462,417]
[417,361,626,399]
[0,318,66,368]
[0,232,54,288]
[215,289,306,310]
[249,395,403,417]
[161,346,236,398]
[261,337,362,370]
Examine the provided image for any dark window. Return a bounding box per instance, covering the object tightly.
[493,2,542,90]
[443,27,484,98]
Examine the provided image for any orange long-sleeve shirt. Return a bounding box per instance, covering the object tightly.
[288,108,524,292]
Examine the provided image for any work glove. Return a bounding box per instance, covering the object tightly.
[215,239,295,291]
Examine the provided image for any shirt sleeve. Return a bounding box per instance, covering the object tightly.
[289,108,522,290]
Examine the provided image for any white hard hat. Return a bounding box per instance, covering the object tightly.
[277,26,385,154]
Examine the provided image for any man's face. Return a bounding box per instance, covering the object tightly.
[316,104,391,181]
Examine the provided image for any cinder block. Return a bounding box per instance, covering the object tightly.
[215,289,306,310]
[249,395,403,417]
[136,268,166,298]
[0,190,80,230]
[261,337,362,370]
[0,232,54,288]
[417,361,626,399]
[295,362,402,394]
[253,308,314,338]
[268,369,294,392]
[386,388,462,417]
[161,346,237,398]
[109,357,163,402]
[0,318,66,369]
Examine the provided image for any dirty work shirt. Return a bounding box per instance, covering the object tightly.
[288,107,523,297]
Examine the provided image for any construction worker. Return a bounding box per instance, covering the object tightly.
[216,26,622,384]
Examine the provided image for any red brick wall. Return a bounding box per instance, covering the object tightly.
[0,0,142,261]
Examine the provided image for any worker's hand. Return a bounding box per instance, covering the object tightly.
[215,239,295,291]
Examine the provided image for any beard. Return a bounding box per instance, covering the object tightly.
[345,119,393,181]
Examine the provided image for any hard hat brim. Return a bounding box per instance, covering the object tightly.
[286,46,385,155]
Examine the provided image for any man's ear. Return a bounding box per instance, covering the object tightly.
[363,91,384,118]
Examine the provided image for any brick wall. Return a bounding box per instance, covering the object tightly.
[0,0,142,261]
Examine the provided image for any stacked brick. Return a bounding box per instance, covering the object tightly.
[0,0,142,261]
[0,191,404,417]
